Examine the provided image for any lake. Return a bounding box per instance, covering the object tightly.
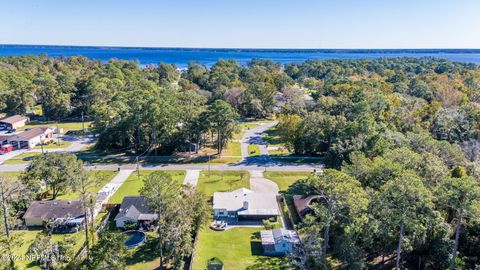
[1,45,480,67]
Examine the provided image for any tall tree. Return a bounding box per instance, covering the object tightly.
[21,152,85,199]
[139,172,179,268]
[436,175,480,270]
[374,174,435,269]
[204,100,238,154]
[89,232,127,270]
[306,169,369,262]
[0,175,27,269]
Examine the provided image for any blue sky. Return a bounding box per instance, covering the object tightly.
[1,0,479,48]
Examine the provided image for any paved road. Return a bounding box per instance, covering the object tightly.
[0,162,322,172]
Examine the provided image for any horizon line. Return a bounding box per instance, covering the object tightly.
[1,43,480,52]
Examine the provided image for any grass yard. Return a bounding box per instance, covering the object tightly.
[193,227,288,270]
[33,141,72,149]
[56,170,118,200]
[11,229,85,270]
[3,152,42,165]
[220,142,241,156]
[232,122,259,140]
[0,171,22,179]
[196,170,250,197]
[264,171,312,191]
[247,144,261,156]
[19,121,93,134]
[108,170,185,204]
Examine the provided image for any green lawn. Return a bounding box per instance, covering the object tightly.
[56,170,118,200]
[220,142,241,156]
[19,121,93,134]
[263,171,312,191]
[11,230,85,270]
[3,152,42,165]
[33,141,72,149]
[248,144,261,156]
[0,171,22,179]
[193,227,288,270]
[108,170,185,204]
[232,122,259,140]
[196,170,250,197]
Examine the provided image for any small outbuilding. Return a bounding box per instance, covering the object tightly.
[114,196,158,228]
[0,115,29,131]
[260,228,300,255]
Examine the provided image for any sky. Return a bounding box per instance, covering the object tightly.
[1,0,479,49]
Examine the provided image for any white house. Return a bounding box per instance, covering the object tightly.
[261,228,300,255]
[114,196,158,228]
[0,115,29,131]
[213,188,279,221]
[8,126,53,149]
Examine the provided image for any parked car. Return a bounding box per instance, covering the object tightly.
[0,144,13,154]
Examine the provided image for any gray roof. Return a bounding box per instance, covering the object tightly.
[24,200,84,221]
[0,115,29,125]
[10,126,51,141]
[261,229,300,245]
[213,188,279,216]
[115,196,157,221]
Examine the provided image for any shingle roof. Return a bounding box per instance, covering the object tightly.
[0,115,29,125]
[115,196,157,221]
[213,188,279,216]
[10,126,50,141]
[24,200,84,221]
[293,195,322,217]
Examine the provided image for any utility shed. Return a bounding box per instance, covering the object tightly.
[261,228,300,255]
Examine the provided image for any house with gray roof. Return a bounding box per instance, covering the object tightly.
[23,200,84,227]
[212,188,279,222]
[114,196,158,228]
[261,228,300,255]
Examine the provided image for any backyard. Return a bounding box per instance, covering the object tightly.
[108,170,185,204]
[193,227,287,270]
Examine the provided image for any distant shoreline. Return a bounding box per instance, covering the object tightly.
[2,45,480,67]
[1,44,480,54]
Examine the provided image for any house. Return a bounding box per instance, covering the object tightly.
[260,228,300,255]
[8,126,53,149]
[0,115,29,131]
[213,188,279,221]
[114,196,158,228]
[293,195,322,220]
[23,200,84,227]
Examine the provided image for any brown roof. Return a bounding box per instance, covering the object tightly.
[0,115,29,125]
[10,126,50,141]
[24,200,84,220]
[293,195,323,218]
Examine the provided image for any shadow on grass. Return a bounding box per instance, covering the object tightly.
[126,235,159,266]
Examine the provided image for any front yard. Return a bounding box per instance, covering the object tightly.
[3,152,41,165]
[108,170,185,204]
[263,171,312,191]
[196,170,250,197]
[56,170,118,200]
